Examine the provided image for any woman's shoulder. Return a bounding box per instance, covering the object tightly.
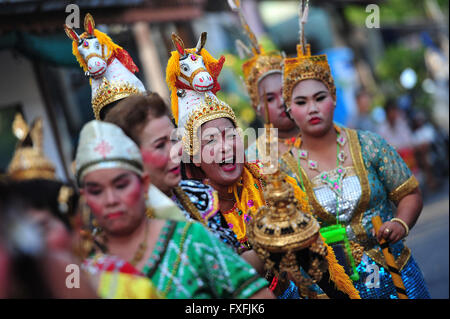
[342,127,389,151]
[348,127,385,144]
[178,179,219,219]
[179,179,213,192]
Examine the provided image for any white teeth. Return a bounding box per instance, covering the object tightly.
[220,158,234,165]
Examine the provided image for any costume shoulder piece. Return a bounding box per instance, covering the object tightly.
[178,179,219,221]
[7,113,56,181]
[64,13,146,119]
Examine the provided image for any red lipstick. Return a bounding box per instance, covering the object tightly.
[309,117,322,125]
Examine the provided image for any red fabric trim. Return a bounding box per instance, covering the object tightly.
[269,276,278,291]
[175,79,192,91]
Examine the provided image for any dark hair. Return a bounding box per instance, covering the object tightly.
[384,97,398,113]
[104,92,171,145]
[0,179,59,298]
[6,179,78,231]
[355,87,369,100]
[99,99,122,120]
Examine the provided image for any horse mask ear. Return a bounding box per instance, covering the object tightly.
[195,32,207,54]
[84,13,95,36]
[171,33,186,57]
[64,24,80,42]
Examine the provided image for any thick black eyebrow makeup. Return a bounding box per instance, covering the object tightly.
[111,172,131,184]
[294,90,328,100]
[85,172,130,188]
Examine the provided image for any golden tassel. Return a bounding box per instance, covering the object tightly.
[322,233,361,299]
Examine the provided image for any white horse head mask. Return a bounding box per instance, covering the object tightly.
[171,32,215,92]
[64,14,108,78]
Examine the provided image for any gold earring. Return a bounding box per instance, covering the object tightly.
[144,193,154,218]
[146,206,155,218]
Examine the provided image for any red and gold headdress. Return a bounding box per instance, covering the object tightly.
[282,0,336,105]
[228,0,283,109]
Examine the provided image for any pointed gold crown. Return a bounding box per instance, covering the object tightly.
[229,0,282,109]
[283,44,335,105]
[242,46,283,109]
[7,114,56,181]
[92,78,141,120]
[183,94,237,156]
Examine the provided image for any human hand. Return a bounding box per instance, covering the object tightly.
[376,221,406,244]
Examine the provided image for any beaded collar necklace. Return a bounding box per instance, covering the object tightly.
[296,127,348,221]
[297,129,347,197]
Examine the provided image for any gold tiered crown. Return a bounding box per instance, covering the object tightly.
[7,114,56,181]
[92,78,141,120]
[242,46,283,108]
[283,44,336,105]
[183,94,237,156]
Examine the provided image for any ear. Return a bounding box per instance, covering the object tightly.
[64,24,80,42]
[171,33,186,57]
[195,32,207,54]
[84,13,95,36]
[141,172,151,195]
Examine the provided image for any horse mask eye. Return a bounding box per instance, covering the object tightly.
[181,63,190,72]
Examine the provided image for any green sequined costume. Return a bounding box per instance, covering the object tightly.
[142,220,269,298]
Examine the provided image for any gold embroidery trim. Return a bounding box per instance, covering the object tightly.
[389,175,419,203]
[280,151,337,225]
[366,246,411,271]
[346,128,371,244]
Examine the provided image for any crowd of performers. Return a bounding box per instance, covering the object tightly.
[0,1,431,299]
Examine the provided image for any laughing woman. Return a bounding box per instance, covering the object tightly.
[281,31,430,298]
[103,93,242,248]
[178,92,359,299]
[75,120,274,299]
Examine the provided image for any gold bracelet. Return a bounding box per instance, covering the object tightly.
[391,218,409,237]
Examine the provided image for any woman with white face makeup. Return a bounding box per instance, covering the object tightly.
[281,0,430,299]
[234,3,300,162]
[75,120,275,299]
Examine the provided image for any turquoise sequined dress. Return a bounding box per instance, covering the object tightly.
[280,127,430,299]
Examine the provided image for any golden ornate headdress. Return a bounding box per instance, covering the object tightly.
[64,13,146,120]
[282,0,336,105]
[181,93,237,156]
[7,114,56,181]
[228,0,283,109]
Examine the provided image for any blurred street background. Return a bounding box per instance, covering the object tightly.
[0,0,448,298]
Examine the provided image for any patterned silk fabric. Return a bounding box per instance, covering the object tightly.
[141,220,268,298]
[280,127,430,299]
[173,179,241,251]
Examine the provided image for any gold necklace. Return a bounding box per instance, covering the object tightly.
[129,219,149,266]
[173,186,208,227]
